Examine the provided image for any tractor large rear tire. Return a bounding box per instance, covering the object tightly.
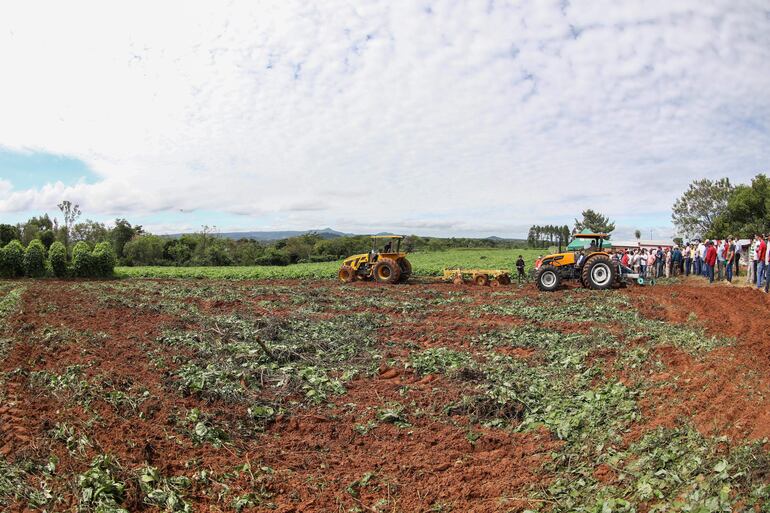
[535,265,561,292]
[373,258,402,284]
[398,258,412,283]
[582,255,616,290]
[338,265,355,283]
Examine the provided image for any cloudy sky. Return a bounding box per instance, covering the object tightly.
[1,0,769,239]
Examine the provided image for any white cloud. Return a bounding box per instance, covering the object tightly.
[0,0,769,236]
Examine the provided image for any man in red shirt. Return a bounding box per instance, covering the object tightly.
[757,235,767,288]
[704,241,717,283]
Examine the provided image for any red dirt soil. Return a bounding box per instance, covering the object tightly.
[625,279,770,441]
[2,278,770,512]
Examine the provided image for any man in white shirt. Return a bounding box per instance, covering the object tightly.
[697,241,707,277]
[748,236,758,284]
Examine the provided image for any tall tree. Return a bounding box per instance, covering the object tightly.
[573,209,616,236]
[57,200,82,251]
[671,178,733,238]
[634,229,641,241]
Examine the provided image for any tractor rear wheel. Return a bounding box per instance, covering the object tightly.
[582,255,616,290]
[338,265,356,283]
[373,258,402,284]
[474,274,489,286]
[398,258,412,283]
[536,265,561,292]
[498,274,511,285]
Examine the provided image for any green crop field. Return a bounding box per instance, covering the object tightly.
[116,248,546,279]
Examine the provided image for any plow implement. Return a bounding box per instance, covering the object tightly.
[443,268,512,287]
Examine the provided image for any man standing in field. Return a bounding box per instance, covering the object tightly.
[515,255,526,282]
[756,235,767,288]
[704,241,717,283]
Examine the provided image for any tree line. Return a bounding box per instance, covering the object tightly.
[672,174,770,239]
[1,202,529,269]
[527,209,617,248]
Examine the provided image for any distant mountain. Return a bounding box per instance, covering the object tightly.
[172,228,349,241]
[213,228,351,241]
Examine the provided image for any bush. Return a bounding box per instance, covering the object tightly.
[92,241,117,277]
[72,241,94,277]
[23,240,47,277]
[124,235,165,266]
[48,241,68,278]
[1,240,25,278]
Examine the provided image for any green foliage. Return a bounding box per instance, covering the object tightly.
[1,240,25,277]
[124,235,166,266]
[0,224,20,246]
[38,229,55,249]
[72,241,94,277]
[92,241,117,277]
[709,174,770,238]
[672,177,733,238]
[48,241,68,277]
[138,466,192,512]
[23,239,47,277]
[0,457,53,508]
[78,455,128,513]
[574,209,616,235]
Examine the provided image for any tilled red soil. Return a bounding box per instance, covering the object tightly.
[1,278,769,511]
[626,279,770,441]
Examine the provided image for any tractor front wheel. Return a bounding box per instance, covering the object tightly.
[373,259,402,284]
[338,265,356,283]
[535,265,561,292]
[581,256,616,290]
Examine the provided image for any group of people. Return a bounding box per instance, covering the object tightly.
[609,239,742,283]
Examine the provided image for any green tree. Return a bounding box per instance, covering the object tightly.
[707,174,770,238]
[71,241,93,277]
[1,240,25,277]
[92,241,117,277]
[111,218,142,259]
[72,220,109,245]
[671,178,733,238]
[634,229,641,241]
[38,229,56,249]
[123,235,166,266]
[0,224,21,246]
[573,210,616,236]
[48,241,68,277]
[23,240,47,277]
[57,200,82,251]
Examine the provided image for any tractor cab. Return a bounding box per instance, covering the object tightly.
[370,235,404,261]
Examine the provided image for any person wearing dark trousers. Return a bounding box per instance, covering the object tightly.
[733,238,740,277]
[704,241,717,283]
[515,255,526,282]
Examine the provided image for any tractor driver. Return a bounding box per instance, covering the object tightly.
[589,239,597,251]
[384,241,393,253]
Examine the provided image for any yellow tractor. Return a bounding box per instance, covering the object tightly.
[534,233,625,291]
[338,235,412,284]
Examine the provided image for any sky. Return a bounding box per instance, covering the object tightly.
[0,0,769,240]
